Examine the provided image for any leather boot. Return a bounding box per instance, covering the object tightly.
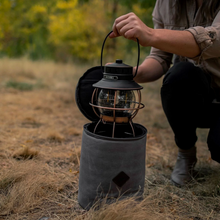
[171,146,197,186]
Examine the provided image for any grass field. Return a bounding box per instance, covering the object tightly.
[0,58,220,220]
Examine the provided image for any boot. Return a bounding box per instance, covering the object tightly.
[171,146,197,186]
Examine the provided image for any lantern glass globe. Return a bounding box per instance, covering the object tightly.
[97,89,136,117]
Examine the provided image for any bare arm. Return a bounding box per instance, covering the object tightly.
[110,13,200,58]
[134,58,164,83]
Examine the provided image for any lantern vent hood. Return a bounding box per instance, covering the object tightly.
[93,60,143,90]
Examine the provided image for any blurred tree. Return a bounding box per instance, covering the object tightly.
[0,0,57,59]
[48,0,110,61]
[0,0,156,62]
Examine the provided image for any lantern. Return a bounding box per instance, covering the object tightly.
[75,31,147,210]
[90,59,144,137]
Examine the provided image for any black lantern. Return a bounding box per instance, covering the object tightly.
[90,31,144,138]
[75,31,147,210]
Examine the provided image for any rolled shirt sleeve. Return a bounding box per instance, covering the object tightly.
[147,44,173,74]
[186,10,220,64]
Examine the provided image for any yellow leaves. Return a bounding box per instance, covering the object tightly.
[31,5,47,14]
[0,0,11,12]
[56,0,78,10]
[48,2,82,45]
[0,0,121,60]
[0,0,13,33]
[27,5,48,24]
[48,0,110,60]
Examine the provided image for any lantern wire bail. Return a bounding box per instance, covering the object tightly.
[100,30,140,79]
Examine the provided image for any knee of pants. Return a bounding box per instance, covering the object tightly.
[161,62,210,98]
[163,62,207,87]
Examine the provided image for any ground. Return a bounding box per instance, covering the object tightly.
[0,58,219,220]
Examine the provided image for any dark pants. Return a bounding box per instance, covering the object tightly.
[161,62,220,163]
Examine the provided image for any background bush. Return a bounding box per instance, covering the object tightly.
[0,0,156,63]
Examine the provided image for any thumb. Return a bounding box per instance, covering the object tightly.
[109,31,119,38]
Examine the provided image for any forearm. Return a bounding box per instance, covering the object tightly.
[149,29,200,58]
[110,13,201,58]
[134,58,164,83]
[111,12,200,82]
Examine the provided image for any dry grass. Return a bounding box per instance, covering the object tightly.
[0,160,74,215]
[0,58,219,219]
[12,145,39,160]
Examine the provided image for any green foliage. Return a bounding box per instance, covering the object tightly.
[0,0,56,59]
[120,0,156,9]
[0,0,156,62]
[6,81,34,91]
[48,0,109,61]
[5,80,45,91]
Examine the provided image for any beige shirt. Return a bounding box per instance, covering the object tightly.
[147,0,220,96]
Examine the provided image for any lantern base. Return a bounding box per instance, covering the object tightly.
[78,122,147,210]
[93,120,137,138]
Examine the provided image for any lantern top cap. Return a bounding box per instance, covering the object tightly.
[106,59,130,67]
[116,59,122,64]
[104,59,133,76]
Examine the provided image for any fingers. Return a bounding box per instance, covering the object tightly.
[110,12,151,47]
[123,28,136,41]
[115,13,131,24]
[111,12,136,38]
[109,28,136,42]
[118,22,134,38]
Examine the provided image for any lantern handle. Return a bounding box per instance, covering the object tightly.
[100,30,140,79]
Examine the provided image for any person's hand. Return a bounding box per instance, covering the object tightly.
[109,12,154,47]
